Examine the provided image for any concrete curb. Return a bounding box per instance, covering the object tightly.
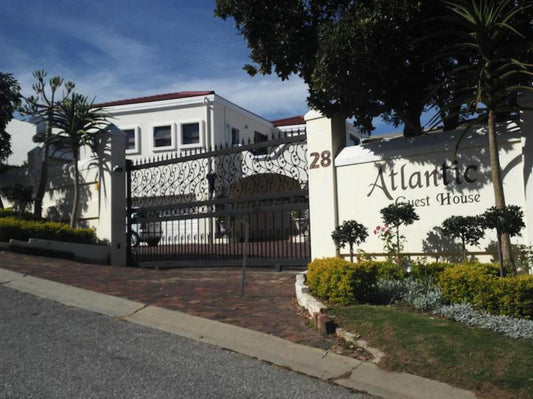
[0,267,476,399]
[294,272,328,316]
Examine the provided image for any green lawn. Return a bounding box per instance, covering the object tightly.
[330,304,533,399]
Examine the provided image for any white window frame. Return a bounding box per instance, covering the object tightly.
[122,126,141,155]
[178,120,204,149]
[152,123,176,152]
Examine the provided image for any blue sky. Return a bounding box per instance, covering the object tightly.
[1,0,397,133]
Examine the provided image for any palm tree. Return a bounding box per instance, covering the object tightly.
[19,70,75,218]
[52,93,110,228]
[440,0,533,267]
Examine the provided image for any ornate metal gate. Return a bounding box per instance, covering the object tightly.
[126,129,310,268]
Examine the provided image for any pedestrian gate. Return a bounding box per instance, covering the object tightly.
[126,129,310,268]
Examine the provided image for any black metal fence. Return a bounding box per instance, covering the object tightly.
[126,129,310,268]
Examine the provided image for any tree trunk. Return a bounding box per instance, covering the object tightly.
[487,109,513,267]
[401,103,424,137]
[33,118,52,219]
[70,153,79,228]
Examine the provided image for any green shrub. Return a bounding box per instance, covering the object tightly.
[439,264,533,319]
[375,261,407,280]
[498,275,533,319]
[307,258,378,305]
[0,209,42,221]
[410,262,453,283]
[0,217,96,244]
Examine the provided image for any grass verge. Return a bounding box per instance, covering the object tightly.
[330,304,533,399]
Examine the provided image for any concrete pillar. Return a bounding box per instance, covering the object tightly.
[305,110,346,259]
[94,124,127,266]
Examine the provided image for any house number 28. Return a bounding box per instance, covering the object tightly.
[310,150,332,169]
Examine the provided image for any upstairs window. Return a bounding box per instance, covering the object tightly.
[123,127,140,154]
[179,122,202,148]
[153,124,174,150]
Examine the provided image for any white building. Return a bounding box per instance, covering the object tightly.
[98,91,288,161]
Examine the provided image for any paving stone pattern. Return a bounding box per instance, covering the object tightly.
[0,252,336,349]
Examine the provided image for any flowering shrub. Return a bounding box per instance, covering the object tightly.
[374,224,404,261]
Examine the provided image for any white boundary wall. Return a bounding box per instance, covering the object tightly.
[306,101,533,261]
[1,126,127,266]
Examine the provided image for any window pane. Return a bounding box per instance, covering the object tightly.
[154,125,172,147]
[182,123,200,145]
[124,129,136,150]
[252,131,268,155]
[231,127,240,145]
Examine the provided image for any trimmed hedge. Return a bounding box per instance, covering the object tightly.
[410,262,453,282]
[375,261,407,281]
[307,258,377,305]
[0,209,42,221]
[439,264,533,319]
[0,217,97,244]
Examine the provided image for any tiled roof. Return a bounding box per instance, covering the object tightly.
[96,91,215,107]
[272,115,305,127]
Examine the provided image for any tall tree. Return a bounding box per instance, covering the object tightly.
[215,0,449,136]
[0,73,21,164]
[19,70,75,218]
[52,93,110,228]
[438,0,533,266]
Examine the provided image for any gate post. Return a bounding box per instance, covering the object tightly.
[305,110,346,260]
[95,124,127,267]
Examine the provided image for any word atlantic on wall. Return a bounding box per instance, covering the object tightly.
[367,161,482,207]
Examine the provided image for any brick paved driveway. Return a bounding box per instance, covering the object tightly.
[0,251,335,349]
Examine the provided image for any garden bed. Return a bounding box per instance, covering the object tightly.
[330,304,533,399]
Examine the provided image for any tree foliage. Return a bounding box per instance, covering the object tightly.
[482,205,525,276]
[380,203,419,259]
[435,0,533,265]
[0,73,21,163]
[51,93,110,228]
[441,215,485,260]
[19,70,75,218]
[380,203,419,229]
[331,220,368,262]
[215,0,449,136]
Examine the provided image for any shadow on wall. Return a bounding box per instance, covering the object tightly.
[44,162,92,226]
[422,226,463,263]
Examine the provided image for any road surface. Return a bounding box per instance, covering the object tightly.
[0,286,373,399]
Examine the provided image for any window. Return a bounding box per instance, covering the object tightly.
[122,126,140,154]
[251,131,268,155]
[179,121,203,148]
[153,125,173,150]
[231,127,240,146]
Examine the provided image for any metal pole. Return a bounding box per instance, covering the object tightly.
[125,159,133,266]
[240,218,249,298]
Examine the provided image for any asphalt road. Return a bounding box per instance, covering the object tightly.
[0,286,373,399]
